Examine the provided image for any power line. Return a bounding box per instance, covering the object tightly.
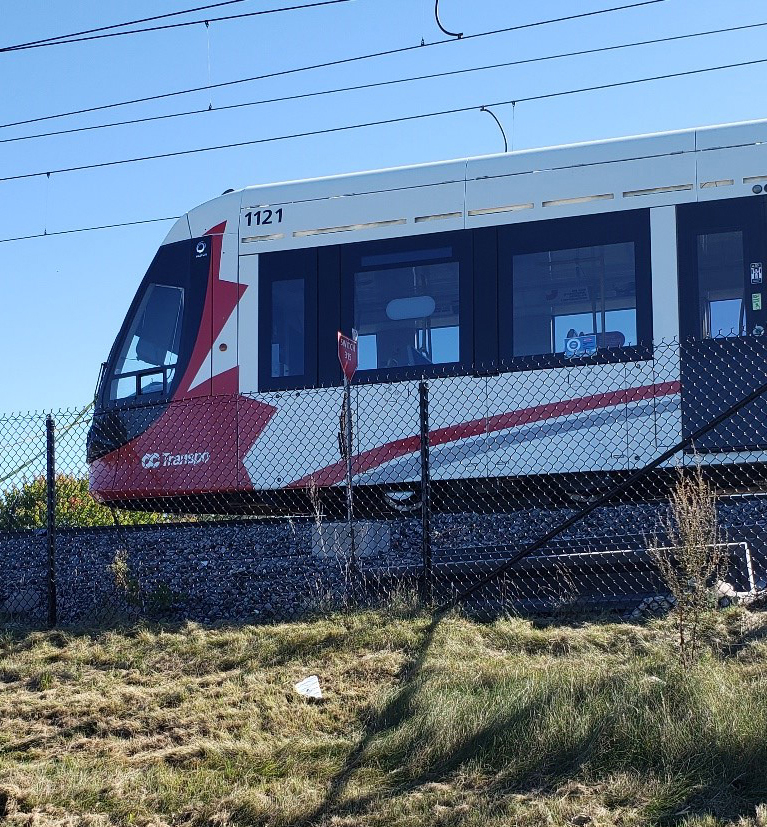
[0,403,93,487]
[1,0,249,52]
[0,0,668,130]
[1,0,352,54]
[0,216,179,245]
[1,54,766,187]
[1,52,765,244]
[3,19,765,147]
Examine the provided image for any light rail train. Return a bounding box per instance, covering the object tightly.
[87,119,767,512]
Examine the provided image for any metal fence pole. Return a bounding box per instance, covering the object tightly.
[45,414,57,628]
[343,375,356,578]
[419,381,432,602]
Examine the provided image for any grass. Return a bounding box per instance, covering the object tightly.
[1,606,766,826]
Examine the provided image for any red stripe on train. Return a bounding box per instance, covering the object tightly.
[288,381,681,488]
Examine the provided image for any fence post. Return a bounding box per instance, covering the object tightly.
[343,374,356,586]
[45,414,57,628]
[419,381,432,602]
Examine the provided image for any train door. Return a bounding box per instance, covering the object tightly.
[677,196,767,450]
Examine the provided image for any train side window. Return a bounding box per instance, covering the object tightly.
[697,231,745,337]
[355,258,459,370]
[513,242,637,356]
[270,279,305,377]
[341,231,472,380]
[258,248,318,390]
[498,210,652,366]
[677,197,765,343]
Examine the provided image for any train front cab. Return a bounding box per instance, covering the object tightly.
[677,195,767,460]
[87,230,245,507]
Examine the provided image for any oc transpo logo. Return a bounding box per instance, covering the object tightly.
[141,451,210,470]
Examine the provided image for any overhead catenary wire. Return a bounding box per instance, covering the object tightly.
[0,0,668,131]
[0,403,94,487]
[1,0,250,52]
[3,19,766,147]
[0,0,353,54]
[0,216,179,245]
[0,52,764,246]
[1,54,766,186]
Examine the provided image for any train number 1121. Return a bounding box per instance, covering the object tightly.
[244,208,283,227]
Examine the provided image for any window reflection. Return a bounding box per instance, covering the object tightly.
[354,251,460,370]
[110,284,184,400]
[512,243,637,357]
[697,231,745,338]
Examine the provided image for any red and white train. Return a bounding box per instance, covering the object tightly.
[88,119,767,512]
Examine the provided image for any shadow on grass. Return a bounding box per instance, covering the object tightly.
[294,610,444,827]
[295,607,767,827]
[6,606,767,826]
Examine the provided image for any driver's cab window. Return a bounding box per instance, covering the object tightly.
[110,284,184,400]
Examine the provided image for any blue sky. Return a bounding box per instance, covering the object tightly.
[1,0,766,412]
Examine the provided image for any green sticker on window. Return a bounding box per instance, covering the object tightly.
[753,293,763,311]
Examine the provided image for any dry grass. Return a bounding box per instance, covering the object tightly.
[1,606,767,826]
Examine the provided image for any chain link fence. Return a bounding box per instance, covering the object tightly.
[2,337,767,627]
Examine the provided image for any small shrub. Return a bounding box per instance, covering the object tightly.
[0,474,167,530]
[649,465,728,667]
[111,549,181,619]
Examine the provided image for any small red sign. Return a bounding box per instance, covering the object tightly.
[337,332,358,381]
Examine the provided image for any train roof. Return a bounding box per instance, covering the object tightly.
[163,118,767,247]
[236,117,767,196]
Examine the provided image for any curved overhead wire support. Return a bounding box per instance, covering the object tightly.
[435,0,462,39]
[480,105,508,153]
[205,20,213,110]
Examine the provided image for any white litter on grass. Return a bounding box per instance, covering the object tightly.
[294,675,323,699]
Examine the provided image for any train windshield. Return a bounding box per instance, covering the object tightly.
[110,284,185,401]
[99,236,210,406]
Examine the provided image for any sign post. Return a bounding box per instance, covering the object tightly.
[337,332,358,588]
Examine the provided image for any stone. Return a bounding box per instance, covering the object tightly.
[716,580,738,598]
[2,496,766,625]
[312,521,390,560]
[3,586,40,615]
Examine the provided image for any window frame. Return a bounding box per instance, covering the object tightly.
[258,247,318,391]
[677,196,766,342]
[497,209,653,370]
[101,237,210,409]
[109,283,185,402]
[339,229,473,383]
